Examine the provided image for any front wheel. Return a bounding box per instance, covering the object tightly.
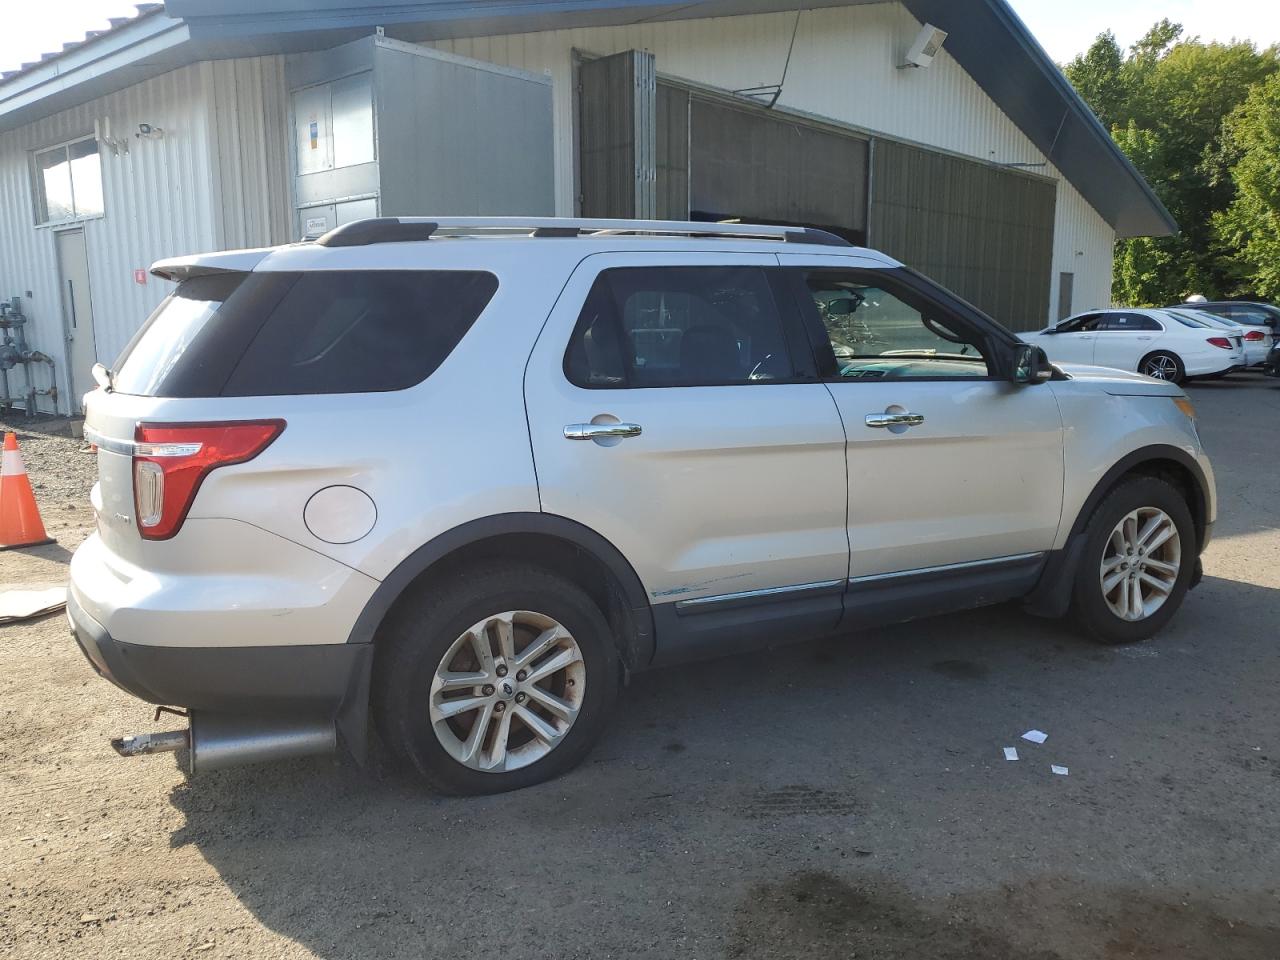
[373,563,619,794]
[1070,476,1196,644]
[1139,351,1185,384]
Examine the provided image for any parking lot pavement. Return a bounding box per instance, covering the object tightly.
[2,376,1277,960]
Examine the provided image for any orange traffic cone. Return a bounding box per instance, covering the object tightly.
[0,432,54,549]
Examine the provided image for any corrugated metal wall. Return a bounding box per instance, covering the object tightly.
[689,97,869,234]
[869,139,1056,331]
[431,2,1115,322]
[655,82,689,221]
[0,57,289,413]
[207,57,293,251]
[375,41,555,218]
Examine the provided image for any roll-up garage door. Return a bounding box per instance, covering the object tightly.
[688,98,868,240]
[869,139,1056,331]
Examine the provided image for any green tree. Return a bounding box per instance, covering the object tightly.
[1214,71,1280,298]
[1063,32,1128,130]
[1064,23,1278,305]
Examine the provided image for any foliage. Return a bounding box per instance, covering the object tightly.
[1213,72,1280,299]
[1063,23,1279,305]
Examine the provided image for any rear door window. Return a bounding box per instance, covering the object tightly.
[1228,304,1280,325]
[564,266,797,387]
[1057,313,1103,332]
[1097,313,1162,331]
[113,270,498,397]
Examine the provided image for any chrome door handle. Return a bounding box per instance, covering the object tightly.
[865,412,925,429]
[1136,336,1153,341]
[564,422,642,440]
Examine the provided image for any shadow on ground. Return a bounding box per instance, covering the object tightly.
[165,574,1280,959]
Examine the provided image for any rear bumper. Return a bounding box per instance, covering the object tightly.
[68,591,371,760]
[1184,355,1244,377]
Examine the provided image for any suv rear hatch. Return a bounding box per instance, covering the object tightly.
[86,253,498,565]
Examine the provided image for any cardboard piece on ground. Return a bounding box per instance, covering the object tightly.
[0,585,67,623]
[1051,765,1069,776]
[1021,729,1048,744]
[1003,747,1019,761]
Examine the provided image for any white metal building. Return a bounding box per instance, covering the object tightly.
[0,0,1174,415]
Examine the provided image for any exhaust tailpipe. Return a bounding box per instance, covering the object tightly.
[111,730,189,757]
[111,713,336,772]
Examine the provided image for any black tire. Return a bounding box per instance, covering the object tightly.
[1069,476,1196,644]
[1138,351,1185,384]
[373,562,619,794]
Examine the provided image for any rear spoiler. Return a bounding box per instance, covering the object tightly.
[150,248,273,283]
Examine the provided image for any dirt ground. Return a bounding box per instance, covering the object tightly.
[1,377,1278,960]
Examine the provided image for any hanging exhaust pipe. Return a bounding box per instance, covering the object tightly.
[111,730,188,757]
[110,713,336,772]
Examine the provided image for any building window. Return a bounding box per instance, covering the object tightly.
[33,137,104,224]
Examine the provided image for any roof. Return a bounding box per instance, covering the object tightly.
[0,0,1176,238]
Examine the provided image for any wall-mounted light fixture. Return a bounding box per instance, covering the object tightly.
[898,23,947,69]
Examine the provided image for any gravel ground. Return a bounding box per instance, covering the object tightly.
[1,378,1278,960]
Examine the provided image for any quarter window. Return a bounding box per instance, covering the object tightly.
[803,271,990,379]
[34,137,104,223]
[113,270,498,397]
[564,267,796,387]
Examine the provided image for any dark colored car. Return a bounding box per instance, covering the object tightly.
[1178,301,1280,327]
[1264,342,1280,379]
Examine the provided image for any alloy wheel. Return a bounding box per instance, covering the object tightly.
[1142,355,1178,380]
[429,610,585,772]
[1099,507,1181,621]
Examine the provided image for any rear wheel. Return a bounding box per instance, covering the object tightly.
[1139,351,1185,384]
[1070,476,1196,644]
[373,563,619,794]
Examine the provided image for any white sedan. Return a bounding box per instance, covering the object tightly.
[1165,307,1272,368]
[1021,308,1245,384]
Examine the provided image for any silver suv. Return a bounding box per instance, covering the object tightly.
[70,218,1216,794]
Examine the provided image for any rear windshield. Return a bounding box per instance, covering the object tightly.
[112,269,498,397]
[1164,310,1211,328]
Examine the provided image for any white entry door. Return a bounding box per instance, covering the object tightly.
[55,229,99,409]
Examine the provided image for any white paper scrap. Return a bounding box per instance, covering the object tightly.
[1021,729,1048,744]
[1003,747,1019,761]
[1051,765,1069,776]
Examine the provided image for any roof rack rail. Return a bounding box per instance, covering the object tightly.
[314,217,852,248]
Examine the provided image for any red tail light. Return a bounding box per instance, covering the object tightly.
[1206,337,1232,349]
[1243,330,1265,341]
[132,420,285,540]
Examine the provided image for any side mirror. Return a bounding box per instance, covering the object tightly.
[1011,344,1053,385]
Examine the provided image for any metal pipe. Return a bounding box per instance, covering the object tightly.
[111,730,189,757]
[0,297,60,415]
